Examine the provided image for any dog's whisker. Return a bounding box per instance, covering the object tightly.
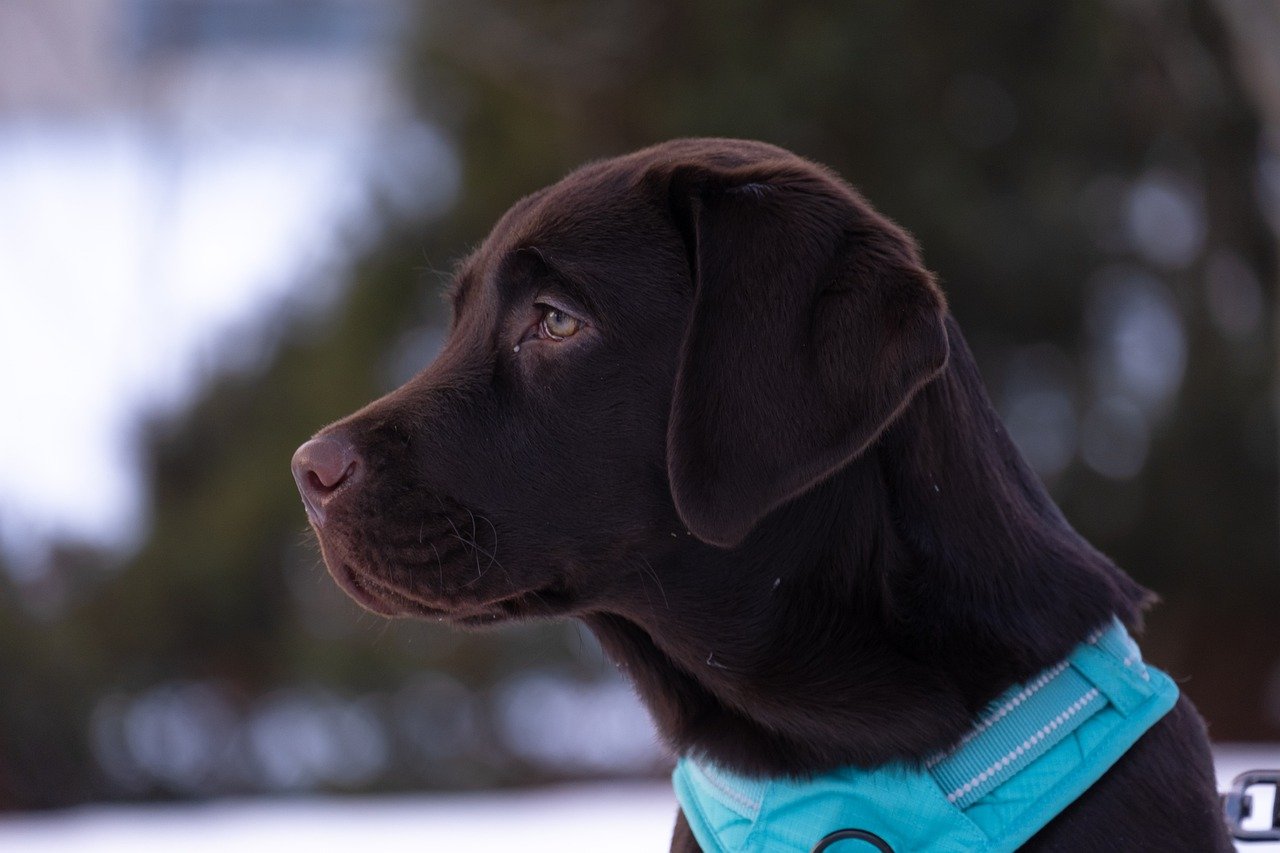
[523,588,551,611]
[449,533,494,586]
[635,555,670,612]
[430,540,444,591]
[466,509,483,581]
[443,515,481,581]
[478,513,500,573]
[445,526,505,574]
[452,533,509,588]
[465,508,481,580]
[636,574,655,614]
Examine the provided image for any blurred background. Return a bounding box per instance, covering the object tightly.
[1,0,1278,839]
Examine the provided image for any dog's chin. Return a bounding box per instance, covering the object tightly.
[320,554,576,626]
[325,559,414,618]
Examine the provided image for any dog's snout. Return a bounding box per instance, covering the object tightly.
[291,434,362,524]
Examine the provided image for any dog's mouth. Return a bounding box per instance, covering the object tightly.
[325,556,574,625]
[308,492,578,624]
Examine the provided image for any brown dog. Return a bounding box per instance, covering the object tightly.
[292,139,1231,850]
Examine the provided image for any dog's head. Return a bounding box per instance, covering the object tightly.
[291,138,949,624]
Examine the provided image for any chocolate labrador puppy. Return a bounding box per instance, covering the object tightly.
[292,139,1231,851]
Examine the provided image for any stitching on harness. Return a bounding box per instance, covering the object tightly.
[945,687,1102,803]
[692,760,762,813]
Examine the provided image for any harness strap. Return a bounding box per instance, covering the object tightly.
[673,618,1179,853]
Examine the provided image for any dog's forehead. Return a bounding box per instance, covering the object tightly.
[456,162,676,307]
[498,162,652,254]
[484,137,805,256]
[457,139,803,308]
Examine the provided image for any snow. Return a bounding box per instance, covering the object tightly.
[0,783,677,853]
[1,746,1277,852]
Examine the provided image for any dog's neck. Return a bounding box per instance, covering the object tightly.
[585,317,1149,777]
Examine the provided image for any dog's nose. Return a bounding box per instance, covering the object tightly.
[291,434,362,524]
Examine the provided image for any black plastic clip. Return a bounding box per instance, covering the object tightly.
[811,827,895,852]
[1224,770,1280,842]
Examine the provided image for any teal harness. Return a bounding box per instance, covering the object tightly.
[673,618,1178,852]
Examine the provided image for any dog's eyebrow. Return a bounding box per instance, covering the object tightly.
[514,245,598,315]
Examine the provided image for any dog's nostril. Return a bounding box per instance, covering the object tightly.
[308,460,356,492]
[291,435,363,523]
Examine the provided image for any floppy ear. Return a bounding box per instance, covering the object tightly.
[660,157,950,548]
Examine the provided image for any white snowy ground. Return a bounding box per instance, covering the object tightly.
[1,746,1277,852]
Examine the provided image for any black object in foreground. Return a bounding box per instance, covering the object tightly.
[1224,770,1280,842]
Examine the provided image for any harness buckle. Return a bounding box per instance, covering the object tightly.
[1224,770,1280,841]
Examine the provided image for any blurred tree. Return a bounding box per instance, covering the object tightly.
[4,0,1276,808]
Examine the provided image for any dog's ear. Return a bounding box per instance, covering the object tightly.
[656,157,950,548]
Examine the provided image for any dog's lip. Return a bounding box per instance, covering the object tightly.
[351,567,573,624]
[330,562,408,617]
[343,566,468,618]
[320,540,574,622]
[449,583,575,625]
[409,587,569,624]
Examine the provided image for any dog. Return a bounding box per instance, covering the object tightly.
[292,139,1232,851]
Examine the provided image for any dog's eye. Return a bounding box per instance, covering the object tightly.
[539,306,581,340]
